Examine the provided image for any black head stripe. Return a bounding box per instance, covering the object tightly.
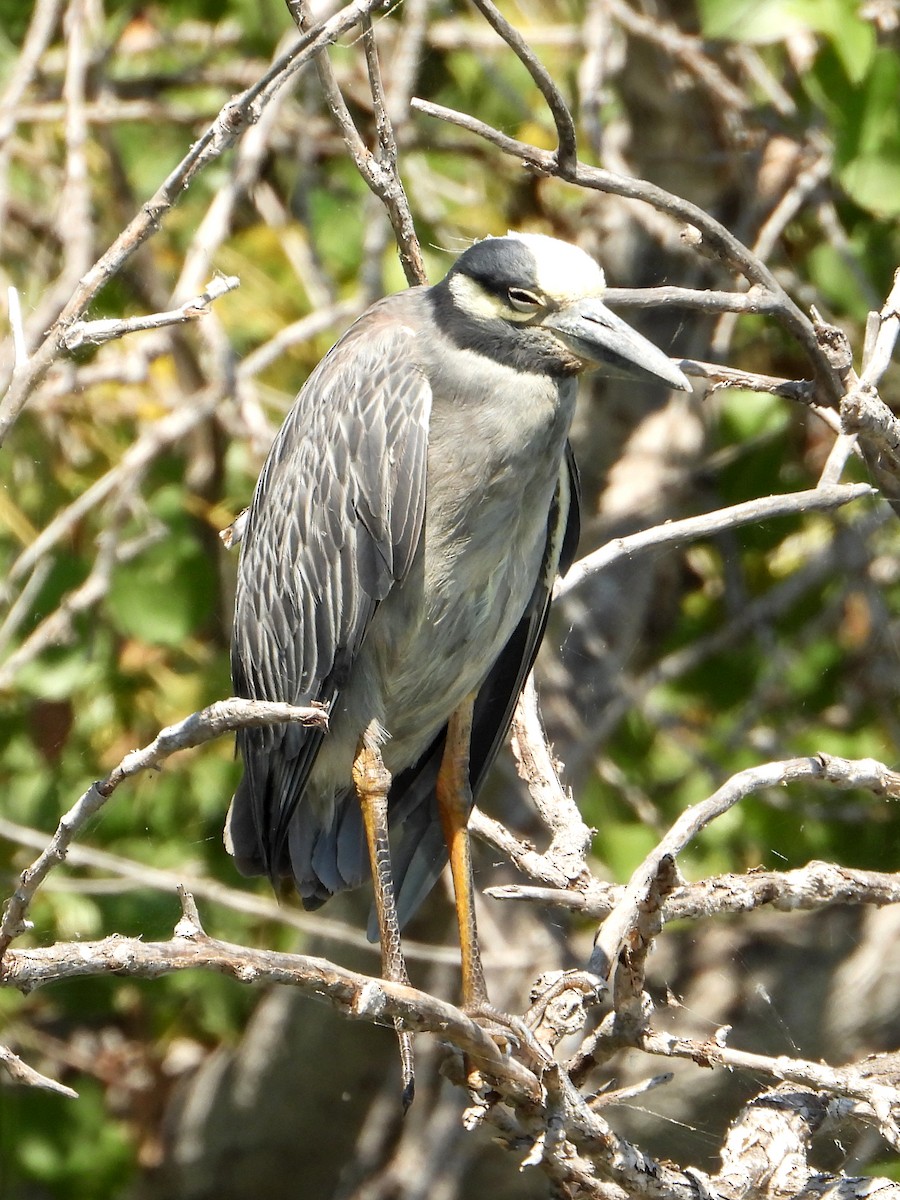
[449,237,540,298]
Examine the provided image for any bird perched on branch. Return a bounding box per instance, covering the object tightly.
[227,232,690,1101]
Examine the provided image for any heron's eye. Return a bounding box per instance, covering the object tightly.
[507,287,543,312]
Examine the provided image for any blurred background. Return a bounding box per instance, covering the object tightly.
[1,0,900,1196]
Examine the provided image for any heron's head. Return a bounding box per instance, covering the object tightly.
[436,232,690,390]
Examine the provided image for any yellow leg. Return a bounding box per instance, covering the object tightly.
[436,694,489,1011]
[352,739,415,1109]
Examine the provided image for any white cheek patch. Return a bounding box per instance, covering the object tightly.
[505,231,606,301]
[448,273,533,323]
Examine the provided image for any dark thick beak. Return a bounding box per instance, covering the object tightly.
[545,297,692,391]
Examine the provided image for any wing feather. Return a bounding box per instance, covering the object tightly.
[229,305,432,881]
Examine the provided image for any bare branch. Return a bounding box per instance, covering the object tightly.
[642,1033,900,1151]
[5,7,900,1192]
[0,928,542,1101]
[709,140,832,362]
[0,0,397,443]
[720,1084,851,1194]
[358,14,427,285]
[470,0,578,172]
[860,267,900,389]
[13,919,870,1199]
[814,267,900,505]
[470,807,574,890]
[509,676,593,886]
[0,1043,78,1099]
[685,356,847,438]
[556,483,875,601]
[680,357,817,403]
[287,2,427,286]
[839,271,900,464]
[590,754,900,980]
[0,699,328,953]
[487,860,900,922]
[0,815,468,966]
[602,284,780,314]
[61,274,241,350]
[842,386,900,457]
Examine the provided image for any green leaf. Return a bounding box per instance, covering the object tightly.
[793,0,875,82]
[697,0,874,81]
[807,242,872,318]
[106,489,217,647]
[16,647,103,701]
[840,155,900,218]
[593,821,659,881]
[717,390,789,442]
[698,0,806,42]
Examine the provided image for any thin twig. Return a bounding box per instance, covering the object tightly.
[61,274,241,349]
[470,0,577,172]
[486,861,900,921]
[287,1,427,286]
[0,1043,78,1099]
[0,699,328,953]
[589,753,900,980]
[0,0,396,443]
[555,483,875,600]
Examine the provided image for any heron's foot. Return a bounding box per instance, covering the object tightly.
[524,969,606,1052]
[438,1005,546,1097]
[466,1002,550,1069]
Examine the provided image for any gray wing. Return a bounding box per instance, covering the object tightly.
[229,302,432,883]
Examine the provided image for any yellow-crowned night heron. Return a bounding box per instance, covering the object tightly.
[227,233,690,1100]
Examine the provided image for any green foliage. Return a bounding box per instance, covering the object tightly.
[697,0,875,80]
[106,488,218,647]
[2,1081,133,1199]
[2,0,899,1193]
[699,0,900,266]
